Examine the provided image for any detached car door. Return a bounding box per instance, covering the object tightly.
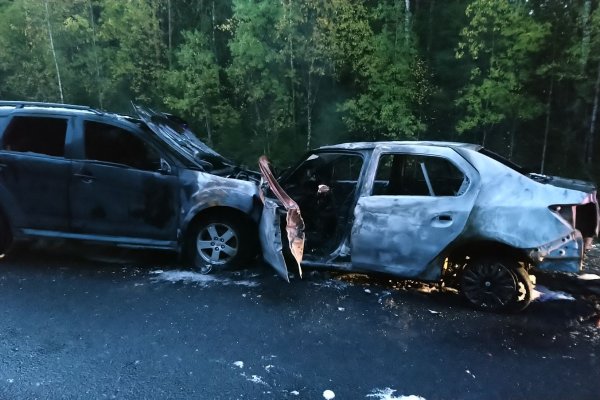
[69,118,179,244]
[0,114,71,231]
[351,146,480,281]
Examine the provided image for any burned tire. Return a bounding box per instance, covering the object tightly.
[507,265,533,312]
[188,213,254,274]
[461,257,532,312]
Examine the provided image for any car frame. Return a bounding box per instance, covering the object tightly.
[258,141,599,311]
[0,101,262,273]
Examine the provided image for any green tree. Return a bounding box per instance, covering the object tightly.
[97,0,167,108]
[456,0,549,158]
[339,0,430,140]
[227,0,293,158]
[163,30,238,147]
[0,0,64,101]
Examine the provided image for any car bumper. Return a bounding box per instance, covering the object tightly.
[530,230,584,273]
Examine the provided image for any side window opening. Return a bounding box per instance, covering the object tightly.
[84,121,160,171]
[2,116,67,157]
[373,154,466,197]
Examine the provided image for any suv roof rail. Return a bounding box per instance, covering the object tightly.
[0,100,103,114]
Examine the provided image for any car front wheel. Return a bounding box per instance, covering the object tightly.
[460,257,532,312]
[189,214,253,274]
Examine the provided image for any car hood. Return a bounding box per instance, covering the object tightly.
[133,104,236,171]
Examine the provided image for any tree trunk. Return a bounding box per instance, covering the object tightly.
[286,0,295,125]
[306,70,312,150]
[426,0,434,55]
[88,0,102,108]
[211,1,217,58]
[44,0,63,103]
[404,0,411,44]
[585,60,600,165]
[204,108,213,146]
[581,0,592,73]
[508,120,517,161]
[540,77,554,174]
[167,0,172,69]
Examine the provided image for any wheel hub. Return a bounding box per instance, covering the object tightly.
[196,223,239,266]
[462,261,518,309]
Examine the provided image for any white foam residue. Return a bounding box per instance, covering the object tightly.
[247,374,267,385]
[579,273,600,280]
[367,388,425,400]
[150,270,259,287]
[311,280,351,290]
[265,364,274,372]
[532,285,575,302]
[323,389,336,399]
[233,361,244,369]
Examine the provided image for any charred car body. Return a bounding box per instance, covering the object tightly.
[0,101,261,273]
[259,141,599,311]
[0,100,597,312]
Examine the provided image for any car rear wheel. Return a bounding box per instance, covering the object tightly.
[189,214,253,274]
[461,257,532,312]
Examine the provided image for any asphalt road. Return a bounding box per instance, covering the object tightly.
[0,247,598,400]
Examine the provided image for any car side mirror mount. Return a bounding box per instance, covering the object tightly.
[159,158,172,175]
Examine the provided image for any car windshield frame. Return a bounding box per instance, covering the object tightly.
[133,104,235,171]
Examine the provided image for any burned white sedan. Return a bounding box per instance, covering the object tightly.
[258,141,598,312]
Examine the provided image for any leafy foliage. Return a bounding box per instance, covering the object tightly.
[0,0,600,180]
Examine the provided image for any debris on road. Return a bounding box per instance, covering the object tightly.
[367,388,426,400]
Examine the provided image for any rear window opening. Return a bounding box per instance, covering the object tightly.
[2,116,67,157]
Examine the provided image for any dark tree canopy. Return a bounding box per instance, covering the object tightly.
[1,0,599,181]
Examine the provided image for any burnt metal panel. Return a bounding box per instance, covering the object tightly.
[179,169,260,232]
[258,156,305,279]
[458,149,589,249]
[351,145,480,280]
[70,160,179,240]
[0,152,70,231]
[259,199,289,281]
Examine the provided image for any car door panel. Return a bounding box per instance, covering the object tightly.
[257,156,305,281]
[0,152,70,231]
[0,115,71,231]
[70,160,179,241]
[351,146,480,280]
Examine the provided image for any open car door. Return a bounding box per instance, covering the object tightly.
[258,156,305,282]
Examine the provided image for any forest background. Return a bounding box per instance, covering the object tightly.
[1,0,600,181]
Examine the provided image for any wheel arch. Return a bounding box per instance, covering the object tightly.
[446,240,530,266]
[181,205,258,258]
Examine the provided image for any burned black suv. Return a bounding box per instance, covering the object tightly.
[0,101,261,272]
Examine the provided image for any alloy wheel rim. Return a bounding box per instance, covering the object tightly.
[462,261,517,309]
[196,223,239,266]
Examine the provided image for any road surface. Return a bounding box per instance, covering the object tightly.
[0,247,598,399]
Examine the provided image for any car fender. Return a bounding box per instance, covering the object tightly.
[179,170,261,237]
[459,149,588,249]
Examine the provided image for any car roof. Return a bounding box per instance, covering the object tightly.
[316,141,482,152]
[0,100,139,124]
